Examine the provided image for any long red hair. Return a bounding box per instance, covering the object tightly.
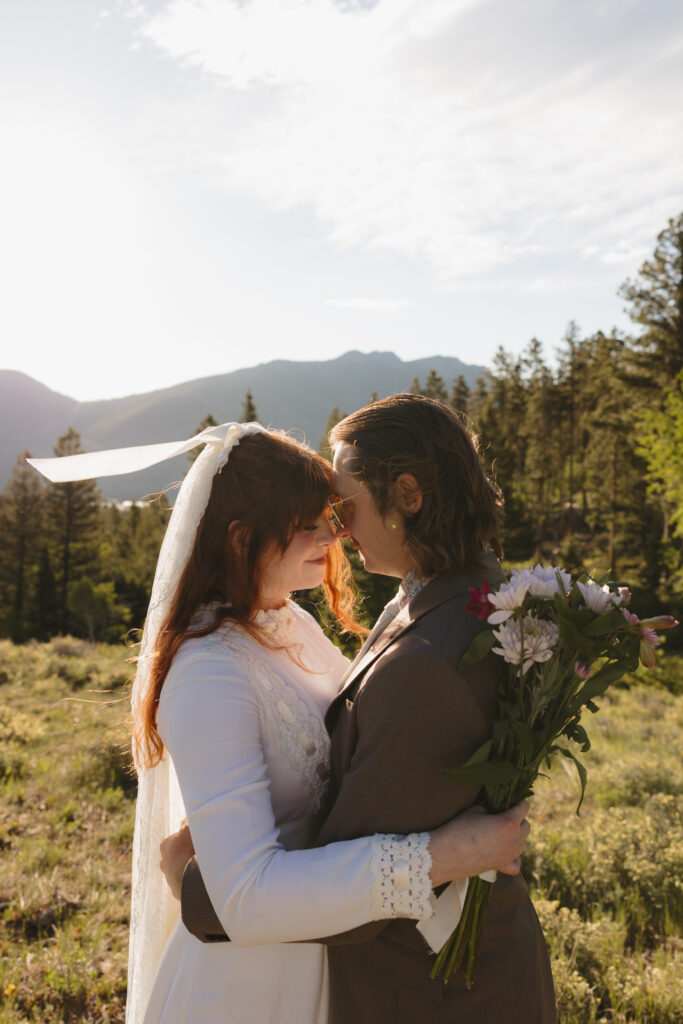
[135,431,362,769]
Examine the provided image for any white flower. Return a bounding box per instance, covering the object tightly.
[487,565,572,624]
[487,576,532,624]
[576,580,624,614]
[520,565,572,598]
[492,615,559,674]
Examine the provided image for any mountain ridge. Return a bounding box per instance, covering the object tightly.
[1,351,486,498]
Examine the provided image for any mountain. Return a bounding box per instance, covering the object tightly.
[0,352,486,499]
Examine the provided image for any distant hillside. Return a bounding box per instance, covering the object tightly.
[0,351,485,499]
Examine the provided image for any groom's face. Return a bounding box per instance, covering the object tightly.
[332,443,413,579]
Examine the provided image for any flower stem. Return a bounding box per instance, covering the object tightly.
[430,876,494,987]
[465,878,493,988]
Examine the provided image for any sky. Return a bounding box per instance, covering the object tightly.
[1,0,682,402]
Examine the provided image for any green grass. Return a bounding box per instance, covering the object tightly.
[523,661,683,1023]
[0,639,133,1023]
[1,640,681,1022]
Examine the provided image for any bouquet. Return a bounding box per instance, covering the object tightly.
[430,565,678,988]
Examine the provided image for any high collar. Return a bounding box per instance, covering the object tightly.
[397,569,430,608]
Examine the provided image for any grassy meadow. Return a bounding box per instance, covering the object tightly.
[0,639,682,1023]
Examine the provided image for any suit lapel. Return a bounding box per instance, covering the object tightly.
[326,566,497,731]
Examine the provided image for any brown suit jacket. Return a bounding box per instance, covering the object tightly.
[181,563,557,1022]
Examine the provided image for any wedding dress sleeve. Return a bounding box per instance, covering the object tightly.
[157,644,435,946]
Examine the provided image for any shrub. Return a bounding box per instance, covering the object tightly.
[530,794,683,943]
[48,637,92,659]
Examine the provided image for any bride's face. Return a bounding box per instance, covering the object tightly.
[257,510,336,609]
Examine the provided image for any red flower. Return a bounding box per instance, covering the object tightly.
[467,580,493,621]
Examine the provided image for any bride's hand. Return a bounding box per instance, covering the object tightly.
[428,801,530,887]
[160,820,195,900]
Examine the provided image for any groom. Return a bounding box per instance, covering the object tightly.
[163,394,556,1022]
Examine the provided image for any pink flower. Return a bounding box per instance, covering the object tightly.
[621,610,678,669]
[640,637,659,669]
[574,662,592,679]
[467,580,493,621]
[640,615,679,630]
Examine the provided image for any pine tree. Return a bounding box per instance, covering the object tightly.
[582,333,646,575]
[468,355,533,558]
[98,500,169,629]
[319,406,347,462]
[556,322,581,516]
[241,390,259,422]
[69,577,130,643]
[449,374,470,416]
[636,369,683,545]
[423,370,448,403]
[467,376,490,427]
[187,414,218,465]
[44,429,101,634]
[486,349,527,504]
[519,339,557,538]
[619,211,683,390]
[32,545,59,640]
[0,452,43,640]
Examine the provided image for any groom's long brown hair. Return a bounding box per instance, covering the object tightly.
[135,431,361,770]
[330,393,503,578]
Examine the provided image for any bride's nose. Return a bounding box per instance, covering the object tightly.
[319,518,337,545]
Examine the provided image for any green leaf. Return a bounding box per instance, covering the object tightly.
[441,761,517,786]
[626,651,640,673]
[556,746,588,814]
[575,660,627,705]
[557,616,595,655]
[458,629,496,671]
[582,608,628,637]
[511,719,536,760]
[554,600,593,632]
[492,718,509,742]
[463,739,493,765]
[563,720,591,753]
[553,598,570,618]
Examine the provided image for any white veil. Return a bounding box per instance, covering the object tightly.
[28,421,265,1023]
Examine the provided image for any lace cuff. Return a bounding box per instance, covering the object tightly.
[370,833,435,921]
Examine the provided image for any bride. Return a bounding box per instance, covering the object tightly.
[29,422,530,1024]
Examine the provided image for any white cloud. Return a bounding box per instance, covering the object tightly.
[601,248,649,265]
[326,298,410,312]
[133,0,683,286]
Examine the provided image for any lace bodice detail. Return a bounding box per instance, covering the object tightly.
[202,610,331,810]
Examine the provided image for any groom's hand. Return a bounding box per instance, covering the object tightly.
[428,801,530,886]
[160,822,195,900]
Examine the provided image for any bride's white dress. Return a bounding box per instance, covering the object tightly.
[140,601,434,1023]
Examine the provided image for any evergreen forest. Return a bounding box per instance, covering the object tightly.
[2,212,681,645]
